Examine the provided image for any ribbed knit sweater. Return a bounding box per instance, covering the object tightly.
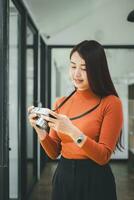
[40,89,123,165]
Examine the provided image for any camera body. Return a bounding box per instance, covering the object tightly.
[30,107,54,132]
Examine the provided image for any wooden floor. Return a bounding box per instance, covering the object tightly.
[29,159,134,200]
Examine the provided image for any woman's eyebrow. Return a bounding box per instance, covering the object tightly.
[70,61,86,66]
[70,61,76,64]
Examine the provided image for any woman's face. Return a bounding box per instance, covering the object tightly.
[69,51,89,90]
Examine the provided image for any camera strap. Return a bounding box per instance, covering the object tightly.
[70,98,102,120]
[53,90,102,120]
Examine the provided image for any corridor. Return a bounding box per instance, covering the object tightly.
[1,0,134,200]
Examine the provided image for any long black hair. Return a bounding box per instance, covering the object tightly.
[70,40,123,151]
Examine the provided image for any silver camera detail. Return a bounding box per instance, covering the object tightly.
[29,107,51,132]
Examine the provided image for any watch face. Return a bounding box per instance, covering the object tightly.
[77,135,84,143]
[77,138,82,143]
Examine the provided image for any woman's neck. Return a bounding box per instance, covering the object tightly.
[76,88,99,99]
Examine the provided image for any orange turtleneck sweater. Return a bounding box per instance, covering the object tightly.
[40,89,123,165]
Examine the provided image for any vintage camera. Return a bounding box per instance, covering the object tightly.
[29,107,55,132]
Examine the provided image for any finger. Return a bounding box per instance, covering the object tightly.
[59,114,68,118]
[48,122,55,128]
[29,119,36,127]
[50,111,67,119]
[27,105,34,114]
[28,113,37,120]
[42,115,57,123]
[48,110,60,119]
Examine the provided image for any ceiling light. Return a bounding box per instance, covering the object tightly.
[127,10,134,22]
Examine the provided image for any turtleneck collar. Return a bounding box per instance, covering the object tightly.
[75,88,99,99]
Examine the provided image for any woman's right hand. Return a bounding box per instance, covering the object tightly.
[28,106,47,141]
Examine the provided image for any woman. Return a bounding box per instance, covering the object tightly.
[28,40,123,200]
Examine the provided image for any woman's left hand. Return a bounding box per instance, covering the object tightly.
[42,109,77,138]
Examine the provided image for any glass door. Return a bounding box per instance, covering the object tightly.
[25,19,38,195]
[9,1,21,199]
[0,0,9,199]
[40,37,48,172]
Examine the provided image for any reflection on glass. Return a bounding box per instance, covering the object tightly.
[9,0,19,198]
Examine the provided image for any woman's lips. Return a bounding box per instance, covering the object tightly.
[74,79,83,84]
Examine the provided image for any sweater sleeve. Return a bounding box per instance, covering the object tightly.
[40,97,65,159]
[81,96,124,165]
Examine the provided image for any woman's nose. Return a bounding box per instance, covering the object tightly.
[74,68,81,77]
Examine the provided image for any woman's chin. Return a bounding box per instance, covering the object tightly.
[73,81,89,90]
[75,86,88,90]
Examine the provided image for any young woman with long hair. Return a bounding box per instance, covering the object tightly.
[28,40,123,200]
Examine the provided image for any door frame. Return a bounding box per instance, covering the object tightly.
[0,0,9,199]
[10,0,39,199]
[23,13,38,199]
[40,37,48,172]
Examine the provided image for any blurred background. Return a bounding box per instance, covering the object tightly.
[0,0,134,200]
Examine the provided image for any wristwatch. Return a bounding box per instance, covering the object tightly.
[76,134,84,144]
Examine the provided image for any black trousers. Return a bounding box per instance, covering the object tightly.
[51,156,117,200]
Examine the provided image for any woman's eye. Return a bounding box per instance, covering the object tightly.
[71,66,76,68]
[70,66,86,71]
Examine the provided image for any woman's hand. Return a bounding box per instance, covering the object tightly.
[42,109,83,140]
[27,106,47,141]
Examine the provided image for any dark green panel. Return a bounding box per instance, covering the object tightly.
[0,0,9,199]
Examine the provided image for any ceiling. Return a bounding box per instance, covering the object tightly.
[23,0,134,45]
[23,0,101,37]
